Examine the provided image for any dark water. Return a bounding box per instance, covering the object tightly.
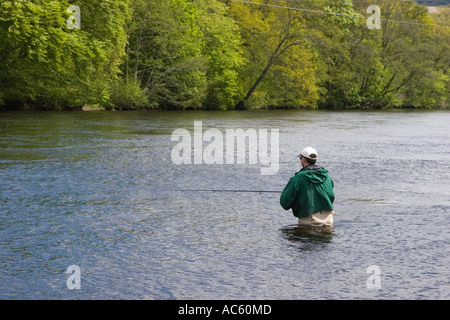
[1,110,449,299]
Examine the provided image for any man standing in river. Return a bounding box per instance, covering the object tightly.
[280,147,335,228]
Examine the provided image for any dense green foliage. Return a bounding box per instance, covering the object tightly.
[0,0,130,109]
[0,0,448,110]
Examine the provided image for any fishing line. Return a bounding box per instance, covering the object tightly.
[168,189,282,193]
[229,0,450,29]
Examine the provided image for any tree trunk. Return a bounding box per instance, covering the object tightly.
[234,15,302,110]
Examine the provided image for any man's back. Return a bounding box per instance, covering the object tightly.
[280,166,335,218]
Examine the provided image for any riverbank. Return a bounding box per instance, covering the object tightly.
[1,102,448,112]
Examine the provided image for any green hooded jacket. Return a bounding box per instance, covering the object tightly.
[280,166,335,218]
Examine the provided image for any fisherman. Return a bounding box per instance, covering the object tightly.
[280,147,335,228]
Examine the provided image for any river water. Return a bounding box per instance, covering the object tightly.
[0,110,449,299]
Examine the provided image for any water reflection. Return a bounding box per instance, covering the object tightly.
[281,224,335,250]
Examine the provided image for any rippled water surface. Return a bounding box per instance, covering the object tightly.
[1,110,449,299]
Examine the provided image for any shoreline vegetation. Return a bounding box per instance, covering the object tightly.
[1,102,449,112]
[1,1,449,111]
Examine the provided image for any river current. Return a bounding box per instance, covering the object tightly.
[0,110,449,299]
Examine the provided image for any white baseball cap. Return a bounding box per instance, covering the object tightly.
[298,147,318,160]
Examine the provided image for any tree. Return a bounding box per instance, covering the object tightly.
[124,0,207,109]
[314,0,449,108]
[228,0,319,109]
[194,0,245,110]
[300,0,369,109]
[355,1,448,108]
[0,0,130,109]
[123,0,245,110]
[418,5,450,108]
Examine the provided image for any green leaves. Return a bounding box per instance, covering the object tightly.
[228,0,319,108]
[323,0,363,32]
[195,0,245,109]
[309,1,449,109]
[1,0,448,109]
[122,0,244,110]
[0,0,129,109]
[123,0,206,109]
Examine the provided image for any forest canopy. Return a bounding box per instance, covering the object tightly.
[0,0,449,110]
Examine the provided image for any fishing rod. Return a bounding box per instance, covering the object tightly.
[170,189,282,193]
